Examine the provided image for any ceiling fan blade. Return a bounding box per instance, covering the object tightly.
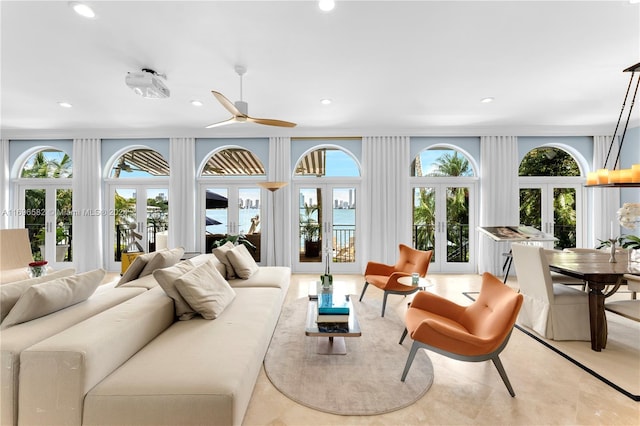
[211,91,242,116]
[247,116,297,128]
[205,117,237,129]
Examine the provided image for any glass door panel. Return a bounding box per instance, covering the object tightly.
[55,188,73,263]
[519,188,542,230]
[146,188,168,252]
[238,187,261,261]
[331,187,356,265]
[553,187,577,249]
[112,188,138,263]
[298,187,322,263]
[445,186,470,264]
[412,187,436,261]
[24,188,46,259]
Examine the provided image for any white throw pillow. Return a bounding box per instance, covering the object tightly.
[0,268,76,322]
[140,247,185,277]
[153,259,197,320]
[174,259,236,320]
[116,252,151,286]
[0,269,105,329]
[212,242,237,279]
[226,244,259,279]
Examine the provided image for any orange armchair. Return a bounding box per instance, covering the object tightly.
[359,244,433,317]
[399,272,523,397]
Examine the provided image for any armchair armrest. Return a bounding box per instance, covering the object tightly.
[409,291,466,320]
[364,261,395,276]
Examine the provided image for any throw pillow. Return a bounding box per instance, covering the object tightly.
[116,252,151,286]
[153,259,197,320]
[174,259,236,320]
[0,268,105,329]
[139,247,185,278]
[212,242,237,279]
[0,268,76,322]
[226,244,259,279]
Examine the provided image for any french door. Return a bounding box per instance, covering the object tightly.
[293,183,359,273]
[106,184,169,271]
[16,183,73,269]
[519,179,584,249]
[199,184,262,262]
[411,181,476,273]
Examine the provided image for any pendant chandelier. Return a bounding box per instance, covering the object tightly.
[585,61,640,187]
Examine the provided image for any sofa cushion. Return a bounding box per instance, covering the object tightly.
[226,244,259,279]
[212,242,236,279]
[174,260,236,319]
[1,269,105,329]
[153,260,197,320]
[140,247,185,278]
[189,253,226,277]
[227,266,291,291]
[0,268,76,322]
[116,252,150,285]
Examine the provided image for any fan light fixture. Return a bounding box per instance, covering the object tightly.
[125,68,170,99]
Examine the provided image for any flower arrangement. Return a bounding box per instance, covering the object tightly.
[28,260,48,278]
[617,203,640,250]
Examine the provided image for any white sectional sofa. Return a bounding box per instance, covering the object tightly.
[1,271,146,426]
[13,252,290,426]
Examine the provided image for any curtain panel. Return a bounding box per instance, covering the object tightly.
[478,136,519,275]
[169,137,196,252]
[593,135,620,243]
[268,136,291,266]
[72,138,103,272]
[0,139,9,229]
[362,136,411,266]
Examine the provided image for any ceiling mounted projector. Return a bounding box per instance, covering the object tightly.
[125,68,170,99]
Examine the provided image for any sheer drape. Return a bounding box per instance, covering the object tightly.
[169,137,196,251]
[268,136,291,266]
[0,139,9,229]
[362,136,411,266]
[478,136,519,275]
[593,135,620,242]
[72,138,103,272]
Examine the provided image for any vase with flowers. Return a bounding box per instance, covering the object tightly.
[28,260,48,278]
[320,249,333,289]
[598,203,640,266]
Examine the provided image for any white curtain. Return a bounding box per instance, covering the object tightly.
[72,138,103,272]
[478,136,519,275]
[593,135,620,243]
[169,137,196,252]
[0,139,9,229]
[268,136,291,266]
[362,136,411,266]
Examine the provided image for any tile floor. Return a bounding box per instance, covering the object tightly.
[242,274,640,426]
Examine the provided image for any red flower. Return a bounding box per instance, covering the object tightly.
[29,260,48,267]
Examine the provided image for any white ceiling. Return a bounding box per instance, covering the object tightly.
[2,0,639,140]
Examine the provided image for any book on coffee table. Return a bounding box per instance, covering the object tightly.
[318,292,350,314]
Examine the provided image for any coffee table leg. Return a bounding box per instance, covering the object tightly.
[316,337,347,355]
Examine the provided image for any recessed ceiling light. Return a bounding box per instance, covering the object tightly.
[320,98,332,105]
[318,0,335,12]
[69,2,96,19]
[480,97,494,103]
[58,102,73,108]
[190,100,203,107]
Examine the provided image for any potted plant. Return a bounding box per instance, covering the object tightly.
[35,226,70,262]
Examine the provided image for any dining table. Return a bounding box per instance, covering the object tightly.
[546,250,634,352]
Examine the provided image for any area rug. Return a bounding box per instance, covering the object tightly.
[464,292,640,401]
[264,297,434,415]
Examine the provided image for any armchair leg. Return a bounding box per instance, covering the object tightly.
[399,328,408,344]
[359,282,369,302]
[381,292,389,317]
[401,341,421,382]
[491,355,515,397]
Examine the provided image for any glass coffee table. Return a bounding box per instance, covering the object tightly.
[306,282,361,355]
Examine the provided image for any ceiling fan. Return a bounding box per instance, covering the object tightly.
[206,65,296,129]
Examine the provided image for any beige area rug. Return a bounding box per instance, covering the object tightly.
[264,297,434,415]
[464,292,640,401]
